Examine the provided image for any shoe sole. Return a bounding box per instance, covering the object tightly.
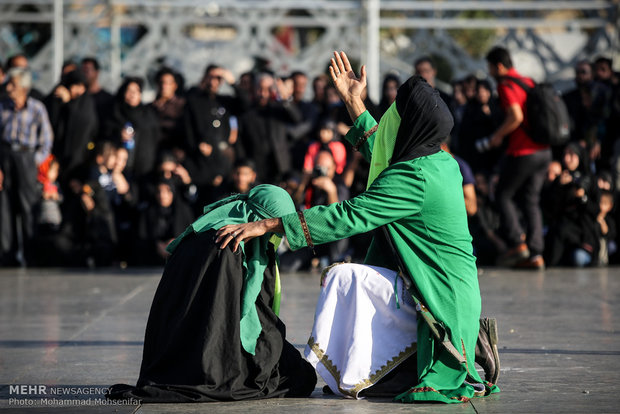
[496,248,530,267]
[486,318,500,385]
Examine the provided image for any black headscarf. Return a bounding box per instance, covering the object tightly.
[391,76,454,164]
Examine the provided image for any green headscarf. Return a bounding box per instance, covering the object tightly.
[166,184,296,355]
[367,101,401,188]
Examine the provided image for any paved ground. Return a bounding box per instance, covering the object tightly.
[0,266,618,413]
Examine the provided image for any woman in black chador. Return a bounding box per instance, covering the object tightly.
[107,185,316,402]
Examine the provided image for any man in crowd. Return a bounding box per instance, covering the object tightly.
[563,60,595,145]
[229,158,258,195]
[592,56,620,176]
[0,67,53,265]
[414,56,452,106]
[288,71,320,170]
[0,54,45,101]
[237,73,302,183]
[81,57,114,137]
[51,70,98,185]
[485,46,551,269]
[594,56,618,86]
[184,64,249,155]
[562,60,612,164]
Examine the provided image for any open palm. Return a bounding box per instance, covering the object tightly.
[329,51,367,102]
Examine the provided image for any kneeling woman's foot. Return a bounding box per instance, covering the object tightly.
[475,318,500,385]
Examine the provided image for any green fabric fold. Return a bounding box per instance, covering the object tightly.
[166,185,296,355]
[367,101,400,188]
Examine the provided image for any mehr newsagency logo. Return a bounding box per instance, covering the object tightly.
[2,384,139,406]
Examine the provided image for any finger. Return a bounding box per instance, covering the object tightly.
[360,65,367,85]
[334,51,346,74]
[219,233,235,250]
[341,51,353,72]
[330,58,340,75]
[216,225,235,242]
[215,229,226,246]
[329,66,338,84]
[215,226,227,239]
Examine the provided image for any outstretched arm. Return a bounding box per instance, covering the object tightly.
[216,163,424,253]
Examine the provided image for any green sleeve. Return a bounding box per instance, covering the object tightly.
[282,162,424,250]
[344,110,377,162]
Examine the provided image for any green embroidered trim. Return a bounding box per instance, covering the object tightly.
[297,211,315,254]
[353,124,378,151]
[407,386,470,402]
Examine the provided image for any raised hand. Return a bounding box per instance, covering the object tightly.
[329,51,367,103]
[211,67,235,85]
[275,77,294,101]
[329,51,367,121]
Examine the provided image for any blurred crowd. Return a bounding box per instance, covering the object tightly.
[0,50,618,270]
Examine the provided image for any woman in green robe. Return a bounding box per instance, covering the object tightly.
[107,184,316,402]
[217,52,499,403]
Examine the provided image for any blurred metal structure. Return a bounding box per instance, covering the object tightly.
[0,0,617,98]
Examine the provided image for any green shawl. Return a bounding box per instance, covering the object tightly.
[166,184,296,355]
[367,101,400,188]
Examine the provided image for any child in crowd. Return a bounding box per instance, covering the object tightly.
[36,155,62,232]
[303,118,347,176]
[89,141,118,197]
[596,190,615,265]
[295,119,347,206]
[155,152,195,198]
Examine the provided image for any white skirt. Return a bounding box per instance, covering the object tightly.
[304,263,418,399]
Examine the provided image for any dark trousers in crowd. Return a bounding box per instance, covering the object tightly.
[0,147,40,265]
[495,148,551,257]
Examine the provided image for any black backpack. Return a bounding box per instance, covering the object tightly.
[502,76,570,146]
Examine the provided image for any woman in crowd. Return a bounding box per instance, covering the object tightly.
[150,67,186,151]
[377,73,400,118]
[544,142,609,267]
[457,79,504,175]
[105,77,161,186]
[133,178,193,266]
